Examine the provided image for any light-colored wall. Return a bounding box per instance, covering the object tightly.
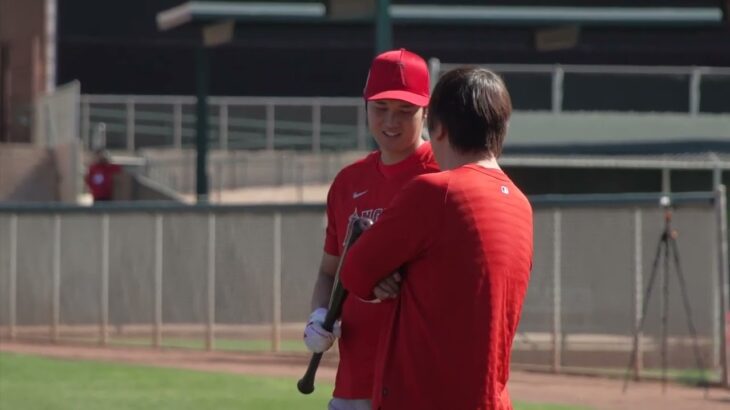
[52,142,79,202]
[508,112,730,146]
[0,143,57,201]
[141,149,368,194]
[0,142,81,203]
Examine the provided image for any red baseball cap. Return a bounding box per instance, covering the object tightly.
[363,48,430,107]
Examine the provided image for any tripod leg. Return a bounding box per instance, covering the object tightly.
[669,238,709,388]
[662,235,670,393]
[624,233,665,392]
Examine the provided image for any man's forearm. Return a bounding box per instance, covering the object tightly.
[310,272,335,311]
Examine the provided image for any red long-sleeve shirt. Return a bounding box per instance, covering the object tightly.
[324,142,439,399]
[341,165,533,410]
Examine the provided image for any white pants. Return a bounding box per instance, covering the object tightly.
[328,398,371,410]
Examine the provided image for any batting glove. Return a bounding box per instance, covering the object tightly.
[303,308,341,353]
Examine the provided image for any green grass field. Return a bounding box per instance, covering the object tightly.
[59,335,308,352]
[0,352,590,410]
[112,336,307,352]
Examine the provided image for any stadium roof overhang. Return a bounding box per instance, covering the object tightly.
[155,2,728,201]
[156,1,725,31]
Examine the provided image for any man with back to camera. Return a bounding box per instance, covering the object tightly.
[341,66,534,410]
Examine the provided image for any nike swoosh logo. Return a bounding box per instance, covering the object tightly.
[353,190,368,199]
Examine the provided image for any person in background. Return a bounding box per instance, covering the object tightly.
[85,148,121,203]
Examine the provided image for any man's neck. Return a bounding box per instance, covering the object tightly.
[440,150,499,171]
[380,139,424,165]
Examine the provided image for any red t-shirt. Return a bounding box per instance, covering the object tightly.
[85,162,121,200]
[341,165,533,410]
[324,142,439,399]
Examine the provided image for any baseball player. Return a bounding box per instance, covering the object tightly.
[341,67,534,409]
[303,48,439,410]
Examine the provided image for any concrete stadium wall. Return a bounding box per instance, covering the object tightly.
[0,142,81,203]
[141,149,368,194]
[0,143,57,201]
[508,112,730,147]
[53,142,80,203]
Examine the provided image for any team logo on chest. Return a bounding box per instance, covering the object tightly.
[348,207,384,224]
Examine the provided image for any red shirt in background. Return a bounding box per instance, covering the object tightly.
[341,165,533,410]
[324,142,439,399]
[85,162,121,201]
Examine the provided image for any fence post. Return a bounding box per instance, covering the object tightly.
[633,208,643,379]
[266,102,275,151]
[661,169,671,194]
[552,209,562,373]
[689,67,702,116]
[551,65,564,114]
[154,214,163,348]
[126,97,135,152]
[173,102,182,150]
[220,102,229,151]
[206,213,216,351]
[427,57,440,91]
[713,175,722,370]
[297,161,304,203]
[712,168,725,371]
[312,101,321,153]
[272,213,282,352]
[715,185,729,388]
[216,161,224,204]
[81,97,91,150]
[9,214,17,340]
[95,123,107,149]
[52,215,61,342]
[100,214,110,346]
[356,102,366,150]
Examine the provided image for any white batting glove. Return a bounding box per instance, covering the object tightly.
[303,308,342,353]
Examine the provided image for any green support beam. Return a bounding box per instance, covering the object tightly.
[375,0,392,55]
[195,45,210,202]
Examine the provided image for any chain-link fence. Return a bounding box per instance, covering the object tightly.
[0,190,727,383]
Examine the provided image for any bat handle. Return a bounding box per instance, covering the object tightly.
[297,352,323,394]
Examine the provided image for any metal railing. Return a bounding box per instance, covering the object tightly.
[78,64,730,154]
[433,61,730,115]
[80,95,368,153]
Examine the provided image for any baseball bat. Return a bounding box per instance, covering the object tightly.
[297,216,373,394]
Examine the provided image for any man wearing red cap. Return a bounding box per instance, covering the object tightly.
[303,49,439,410]
[341,67,533,409]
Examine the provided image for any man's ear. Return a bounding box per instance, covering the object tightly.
[429,121,447,142]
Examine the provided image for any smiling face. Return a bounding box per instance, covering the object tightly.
[367,99,426,164]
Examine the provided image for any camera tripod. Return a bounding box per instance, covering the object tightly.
[623,199,708,393]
